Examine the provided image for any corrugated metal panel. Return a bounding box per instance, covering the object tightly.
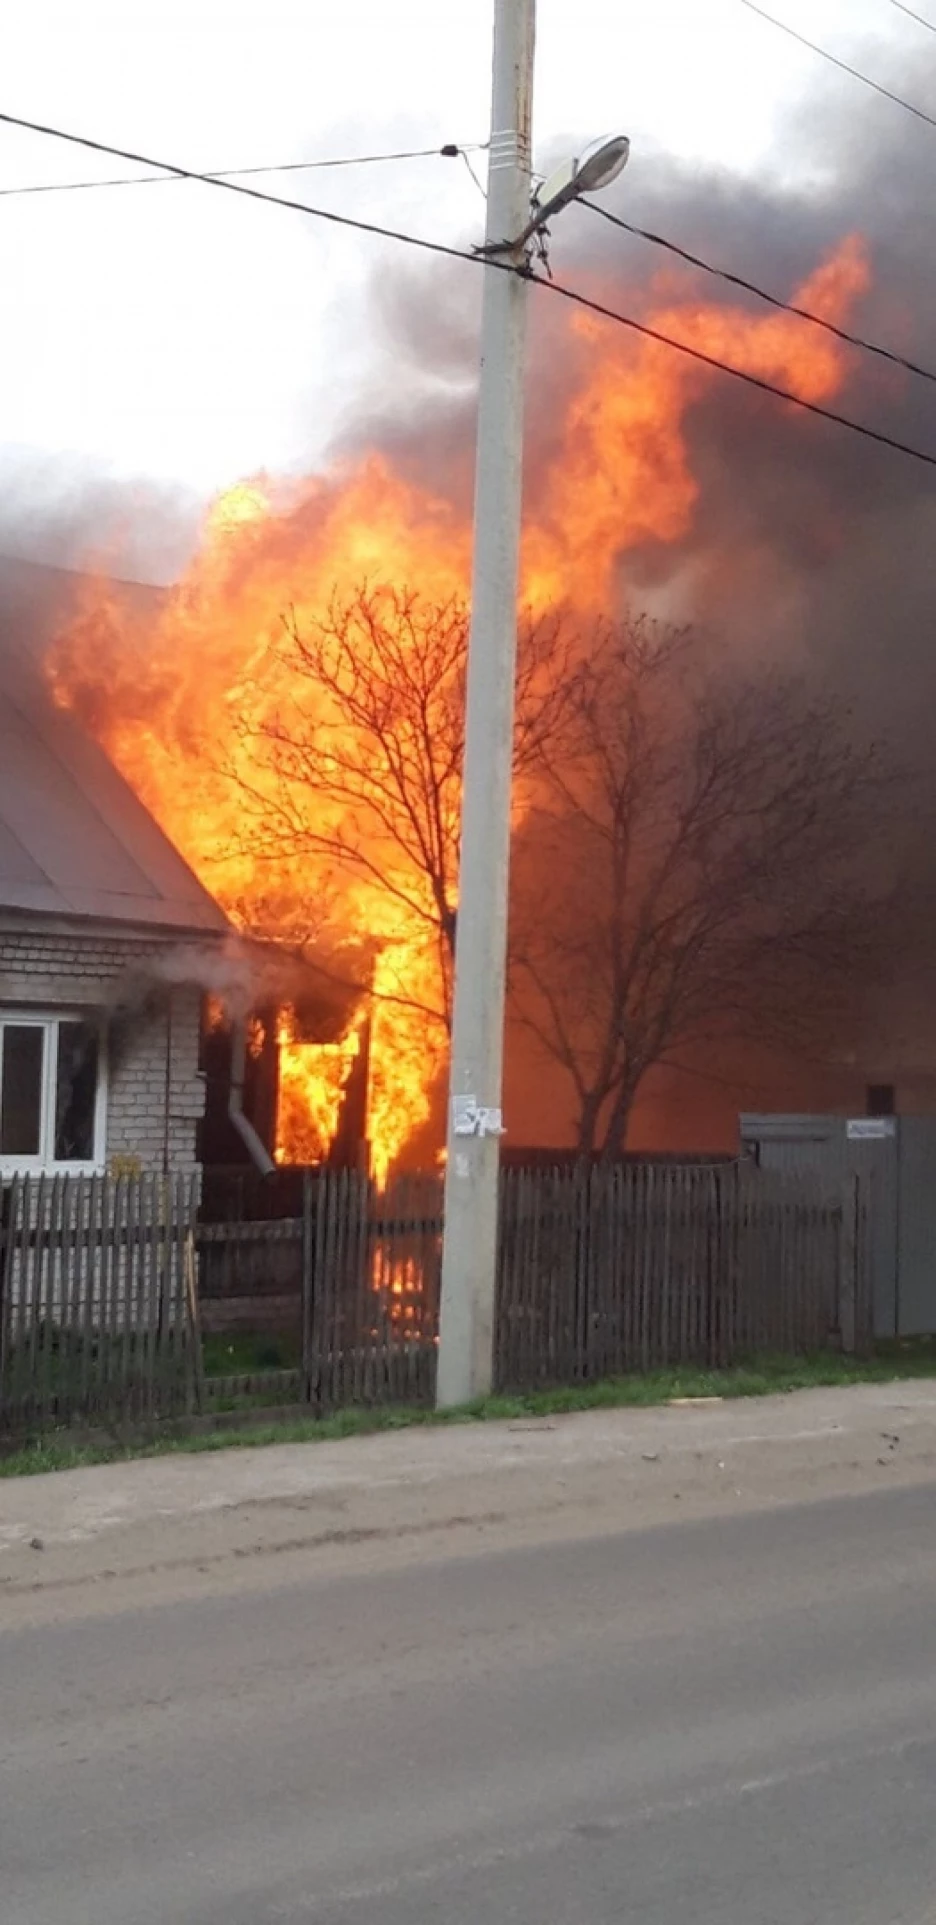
[894,1119,936,1336]
[741,1113,900,1338]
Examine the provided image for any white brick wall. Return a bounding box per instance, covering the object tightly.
[0,920,209,1172]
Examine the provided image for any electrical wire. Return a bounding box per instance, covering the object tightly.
[738,0,936,130]
[891,0,936,30]
[0,109,496,268]
[3,106,936,472]
[0,141,485,199]
[583,198,936,390]
[459,148,488,201]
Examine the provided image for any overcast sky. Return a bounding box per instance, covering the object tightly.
[1,0,926,559]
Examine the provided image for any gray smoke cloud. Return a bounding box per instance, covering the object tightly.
[349,69,936,756]
[0,444,200,593]
[339,66,936,1100]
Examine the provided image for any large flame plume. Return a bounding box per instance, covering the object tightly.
[49,242,868,1176]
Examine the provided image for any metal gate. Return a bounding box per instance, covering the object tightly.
[741,1113,936,1338]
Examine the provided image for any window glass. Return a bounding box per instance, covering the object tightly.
[54,1020,99,1162]
[0,1026,44,1156]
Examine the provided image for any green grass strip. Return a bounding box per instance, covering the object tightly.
[2,1342,935,1479]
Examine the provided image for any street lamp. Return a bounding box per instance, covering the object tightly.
[436,0,630,1411]
[521,134,630,242]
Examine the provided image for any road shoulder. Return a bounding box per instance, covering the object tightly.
[2,1380,935,1626]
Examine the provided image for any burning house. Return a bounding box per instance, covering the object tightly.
[12,90,936,1166]
[0,627,228,1177]
[35,275,889,1168]
[0,573,376,1182]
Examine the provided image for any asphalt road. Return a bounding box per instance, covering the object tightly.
[3,1481,936,1924]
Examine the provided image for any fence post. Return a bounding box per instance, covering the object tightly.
[838,1176,859,1356]
[0,1177,12,1424]
[184,1226,205,1416]
[301,1169,314,1406]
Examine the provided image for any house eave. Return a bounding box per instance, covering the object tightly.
[0,903,230,943]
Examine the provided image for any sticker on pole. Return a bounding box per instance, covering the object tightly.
[452,1094,505,1138]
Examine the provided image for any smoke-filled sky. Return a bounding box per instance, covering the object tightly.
[6,0,936,1138]
[5,0,936,826]
[3,0,933,579]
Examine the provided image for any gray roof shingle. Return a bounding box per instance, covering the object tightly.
[0,557,228,936]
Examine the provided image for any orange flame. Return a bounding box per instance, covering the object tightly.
[274,1005,362,1166]
[49,239,869,1174]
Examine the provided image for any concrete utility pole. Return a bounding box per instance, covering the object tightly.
[435,0,536,1409]
[434,1,628,1409]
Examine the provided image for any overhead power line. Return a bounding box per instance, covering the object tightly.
[584,199,936,390]
[891,0,936,30]
[738,0,936,130]
[0,109,498,266]
[2,106,936,474]
[0,141,485,200]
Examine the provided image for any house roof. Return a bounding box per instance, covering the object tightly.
[0,557,229,937]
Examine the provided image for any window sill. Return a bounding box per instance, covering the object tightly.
[0,1163,108,1180]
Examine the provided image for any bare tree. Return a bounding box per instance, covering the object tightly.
[510,617,900,1156]
[226,585,575,1027]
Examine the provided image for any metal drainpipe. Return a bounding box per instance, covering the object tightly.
[227,1021,275,1176]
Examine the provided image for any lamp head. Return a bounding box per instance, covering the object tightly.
[574,134,630,194]
[531,134,630,229]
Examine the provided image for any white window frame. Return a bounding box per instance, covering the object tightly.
[0,1010,108,1177]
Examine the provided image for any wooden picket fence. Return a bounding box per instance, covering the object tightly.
[0,1159,866,1435]
[0,1172,199,1432]
[299,1161,864,1409]
[305,1171,442,1410]
[493,1161,865,1390]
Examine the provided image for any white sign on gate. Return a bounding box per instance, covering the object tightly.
[846,1117,896,1141]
